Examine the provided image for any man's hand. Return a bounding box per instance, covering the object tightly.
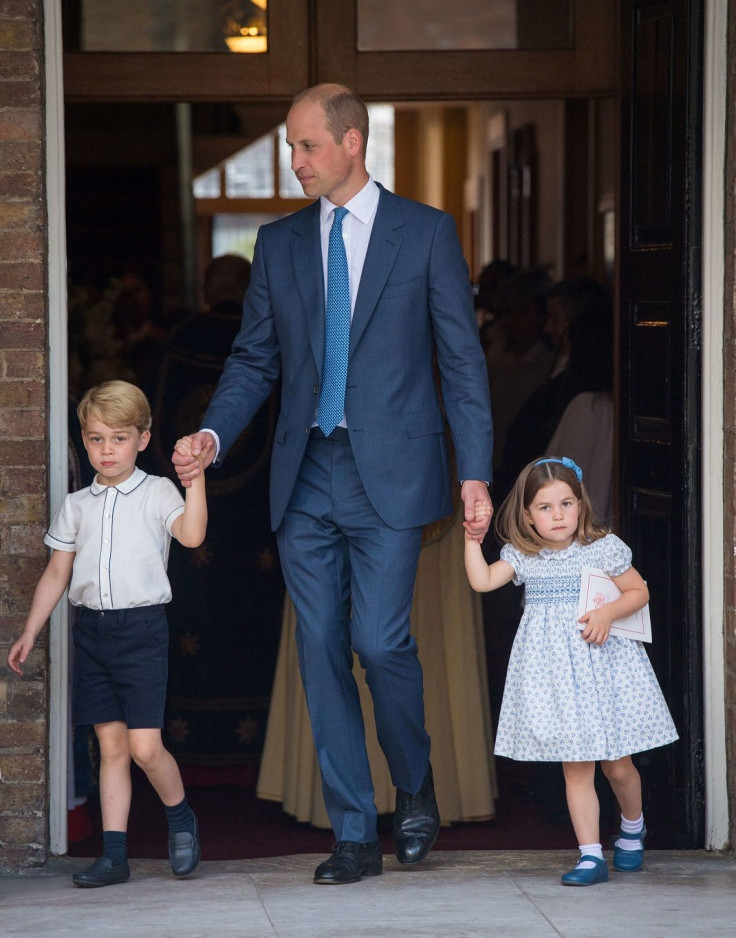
[461,480,493,542]
[172,431,215,488]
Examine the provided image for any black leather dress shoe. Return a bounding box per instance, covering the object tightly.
[72,856,131,888]
[313,840,382,884]
[393,763,440,865]
[168,812,201,876]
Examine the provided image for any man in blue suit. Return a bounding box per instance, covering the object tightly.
[173,83,494,884]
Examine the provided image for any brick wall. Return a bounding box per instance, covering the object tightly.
[0,0,49,871]
[725,0,736,852]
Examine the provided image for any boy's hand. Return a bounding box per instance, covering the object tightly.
[172,432,214,487]
[7,634,35,675]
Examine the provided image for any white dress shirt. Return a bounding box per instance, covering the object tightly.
[204,177,380,449]
[45,467,185,610]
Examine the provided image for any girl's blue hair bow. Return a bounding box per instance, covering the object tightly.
[534,456,583,482]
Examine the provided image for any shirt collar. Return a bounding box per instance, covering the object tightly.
[90,465,148,496]
[320,176,379,228]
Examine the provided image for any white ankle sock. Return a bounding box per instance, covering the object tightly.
[577,843,604,868]
[616,813,644,851]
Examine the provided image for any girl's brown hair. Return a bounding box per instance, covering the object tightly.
[494,457,609,555]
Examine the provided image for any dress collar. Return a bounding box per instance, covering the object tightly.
[538,540,582,561]
[90,466,147,496]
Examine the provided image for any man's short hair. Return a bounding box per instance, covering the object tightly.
[293,83,369,157]
[77,380,152,433]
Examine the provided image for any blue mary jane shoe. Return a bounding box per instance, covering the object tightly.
[561,855,609,886]
[612,825,647,872]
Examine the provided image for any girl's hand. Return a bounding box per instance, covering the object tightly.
[466,498,491,539]
[7,634,35,675]
[578,608,613,645]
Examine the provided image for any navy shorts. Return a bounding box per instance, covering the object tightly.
[72,605,169,729]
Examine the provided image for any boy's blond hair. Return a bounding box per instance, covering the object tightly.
[77,380,152,433]
[495,457,609,555]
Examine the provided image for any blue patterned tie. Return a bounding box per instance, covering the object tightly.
[317,206,350,436]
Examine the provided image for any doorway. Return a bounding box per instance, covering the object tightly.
[49,0,718,855]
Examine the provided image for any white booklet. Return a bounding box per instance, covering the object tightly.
[577,566,652,642]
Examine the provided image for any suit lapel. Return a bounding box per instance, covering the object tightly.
[290,202,325,375]
[350,188,404,356]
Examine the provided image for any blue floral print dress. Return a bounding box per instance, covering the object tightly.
[494,534,678,762]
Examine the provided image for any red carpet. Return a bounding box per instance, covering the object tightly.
[67,759,605,861]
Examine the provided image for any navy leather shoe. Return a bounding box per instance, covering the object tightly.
[72,856,130,888]
[560,855,609,886]
[168,812,201,876]
[313,840,382,884]
[393,763,441,865]
[613,824,647,872]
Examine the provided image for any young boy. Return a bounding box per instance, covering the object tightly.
[7,380,211,887]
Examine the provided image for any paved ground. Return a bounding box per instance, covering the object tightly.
[2,850,735,937]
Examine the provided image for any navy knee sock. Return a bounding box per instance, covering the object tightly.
[102,830,127,865]
[164,796,195,835]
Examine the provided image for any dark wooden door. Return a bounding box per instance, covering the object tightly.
[618,0,704,846]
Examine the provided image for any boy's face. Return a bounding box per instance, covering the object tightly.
[82,419,150,487]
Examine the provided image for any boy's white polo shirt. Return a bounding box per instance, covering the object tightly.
[45,467,185,610]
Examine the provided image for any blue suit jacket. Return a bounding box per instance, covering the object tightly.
[203,185,493,531]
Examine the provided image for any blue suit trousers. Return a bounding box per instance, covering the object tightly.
[276,429,430,842]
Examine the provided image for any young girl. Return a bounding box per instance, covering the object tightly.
[465,456,678,886]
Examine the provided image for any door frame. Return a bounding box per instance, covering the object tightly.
[45,0,729,852]
[701,0,728,850]
[46,0,70,856]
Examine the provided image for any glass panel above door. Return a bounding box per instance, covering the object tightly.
[72,0,268,53]
[356,0,572,51]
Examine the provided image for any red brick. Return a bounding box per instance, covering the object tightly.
[0,844,46,872]
[0,438,45,466]
[0,81,39,109]
[0,51,37,81]
[0,720,45,748]
[0,228,44,259]
[0,493,46,525]
[8,681,46,721]
[0,814,45,845]
[0,615,39,645]
[0,141,41,175]
[0,318,44,346]
[0,752,44,783]
[0,291,44,318]
[0,262,43,291]
[0,349,45,378]
[0,409,42,438]
[2,523,45,554]
[0,1,40,19]
[0,781,44,811]
[0,380,43,407]
[0,172,37,199]
[0,108,41,142]
[0,21,37,52]
[0,466,46,497]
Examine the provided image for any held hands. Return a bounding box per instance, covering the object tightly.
[172,432,215,487]
[461,480,493,542]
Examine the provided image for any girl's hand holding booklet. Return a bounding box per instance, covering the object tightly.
[577,567,652,642]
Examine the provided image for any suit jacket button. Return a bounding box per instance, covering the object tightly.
[313,386,319,394]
